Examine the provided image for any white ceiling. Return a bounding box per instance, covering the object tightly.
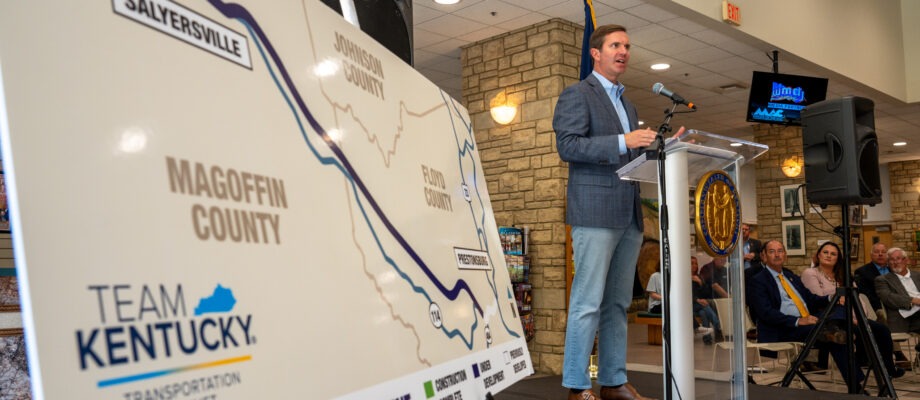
[411,0,920,163]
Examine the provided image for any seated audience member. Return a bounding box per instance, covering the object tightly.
[690,256,720,343]
[800,242,902,376]
[646,262,662,314]
[875,247,920,335]
[855,242,890,316]
[749,241,903,389]
[699,256,728,299]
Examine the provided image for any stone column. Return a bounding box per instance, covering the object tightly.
[461,18,582,374]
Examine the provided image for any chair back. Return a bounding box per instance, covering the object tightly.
[712,298,734,339]
[858,293,877,321]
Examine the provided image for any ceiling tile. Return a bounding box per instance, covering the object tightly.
[413,3,444,24]
[414,28,451,49]
[457,26,507,43]
[494,12,555,32]
[658,16,708,35]
[641,35,709,56]
[417,14,488,38]
[422,38,467,57]
[622,3,679,22]
[674,45,734,66]
[451,1,532,25]
[628,24,681,44]
[596,10,651,30]
[597,0,645,9]
[538,0,588,22]
[504,0,572,12]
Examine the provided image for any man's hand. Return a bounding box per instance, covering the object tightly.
[624,128,657,149]
[798,315,818,326]
[911,297,920,306]
[625,126,687,149]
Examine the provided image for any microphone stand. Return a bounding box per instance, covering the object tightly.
[649,102,679,399]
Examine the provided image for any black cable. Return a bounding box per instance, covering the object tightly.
[790,184,840,238]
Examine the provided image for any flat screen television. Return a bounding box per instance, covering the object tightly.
[746,71,829,125]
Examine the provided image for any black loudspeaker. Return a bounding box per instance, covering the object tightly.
[802,96,882,206]
[320,0,414,66]
[354,0,413,66]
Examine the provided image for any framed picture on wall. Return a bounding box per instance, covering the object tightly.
[850,233,861,260]
[849,205,863,225]
[780,184,805,218]
[782,219,806,256]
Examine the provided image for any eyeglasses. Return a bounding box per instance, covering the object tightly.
[765,249,786,255]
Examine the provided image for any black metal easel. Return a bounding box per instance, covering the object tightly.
[780,205,896,397]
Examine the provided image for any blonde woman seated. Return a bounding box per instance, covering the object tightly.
[800,241,903,378]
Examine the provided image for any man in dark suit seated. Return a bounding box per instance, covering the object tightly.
[875,247,920,334]
[856,242,890,316]
[748,240,864,386]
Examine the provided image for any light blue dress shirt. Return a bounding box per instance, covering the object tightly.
[591,71,630,155]
[767,267,808,318]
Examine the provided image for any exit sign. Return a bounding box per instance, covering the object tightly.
[722,1,741,25]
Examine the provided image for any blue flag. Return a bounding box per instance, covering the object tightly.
[580,0,597,80]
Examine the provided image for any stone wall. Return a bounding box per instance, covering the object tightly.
[888,160,920,257]
[461,18,582,374]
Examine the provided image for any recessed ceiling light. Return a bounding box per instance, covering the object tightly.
[894,141,907,146]
[650,63,670,71]
[434,0,460,4]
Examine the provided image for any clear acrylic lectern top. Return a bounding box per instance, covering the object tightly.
[616,129,769,185]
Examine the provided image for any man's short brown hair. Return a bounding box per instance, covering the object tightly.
[589,24,627,50]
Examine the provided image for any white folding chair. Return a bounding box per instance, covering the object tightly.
[711,298,802,372]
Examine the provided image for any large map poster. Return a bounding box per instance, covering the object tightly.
[0,1,532,398]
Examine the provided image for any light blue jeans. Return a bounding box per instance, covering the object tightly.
[562,223,643,389]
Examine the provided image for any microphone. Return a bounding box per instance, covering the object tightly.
[652,82,696,109]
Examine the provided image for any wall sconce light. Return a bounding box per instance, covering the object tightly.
[781,156,803,178]
[490,92,517,125]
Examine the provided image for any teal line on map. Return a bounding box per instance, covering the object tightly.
[441,92,521,339]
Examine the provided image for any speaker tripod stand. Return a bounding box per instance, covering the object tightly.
[780,206,896,397]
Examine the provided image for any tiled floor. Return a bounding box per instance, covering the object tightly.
[624,322,920,399]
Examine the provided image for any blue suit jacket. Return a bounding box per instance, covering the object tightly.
[553,74,642,229]
[854,262,883,310]
[748,266,830,343]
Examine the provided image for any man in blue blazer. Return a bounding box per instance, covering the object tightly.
[554,24,682,400]
[856,242,890,314]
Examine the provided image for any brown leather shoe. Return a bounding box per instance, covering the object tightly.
[567,389,599,400]
[599,383,657,400]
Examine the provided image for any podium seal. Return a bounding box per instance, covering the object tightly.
[694,170,741,257]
